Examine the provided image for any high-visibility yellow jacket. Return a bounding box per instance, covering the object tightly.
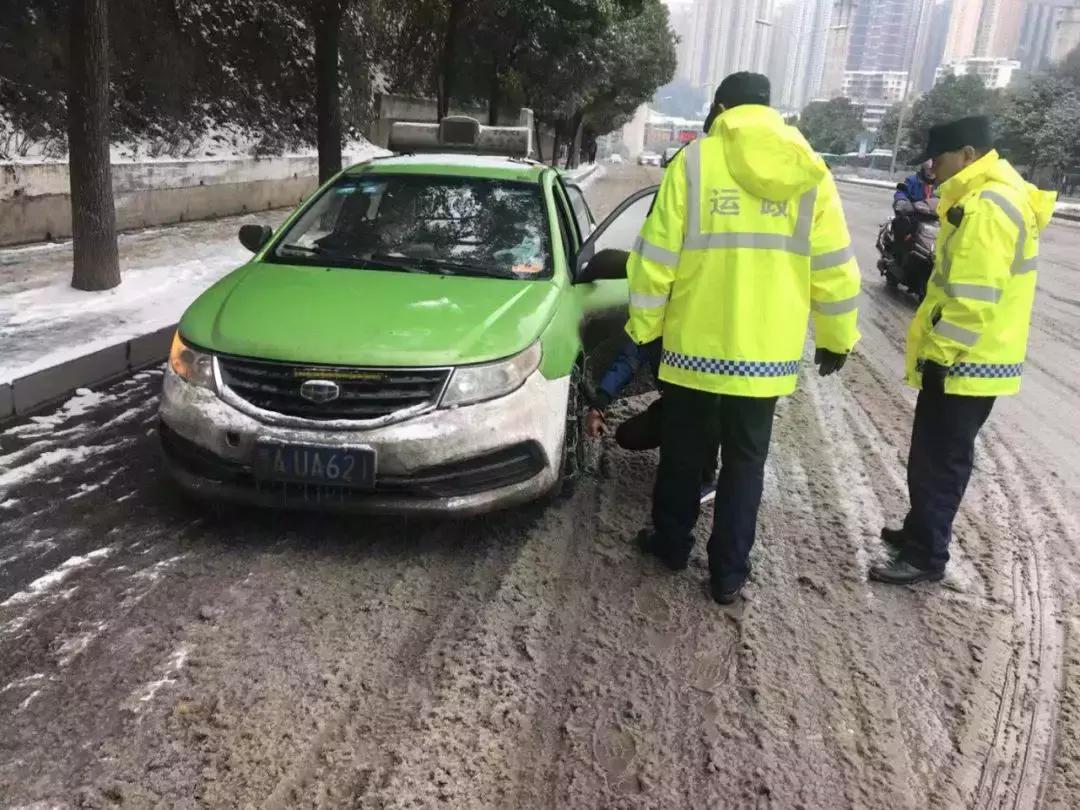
[626,105,861,398]
[905,151,1056,396]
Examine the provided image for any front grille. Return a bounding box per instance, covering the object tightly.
[217,356,450,421]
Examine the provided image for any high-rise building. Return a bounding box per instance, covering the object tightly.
[768,0,803,111]
[936,55,1022,86]
[1051,5,1080,61]
[991,0,1027,57]
[1017,2,1080,72]
[944,0,1027,60]
[843,70,910,102]
[843,70,910,130]
[669,1,698,83]
[847,0,926,73]
[684,0,778,91]
[915,1,953,90]
[768,0,835,112]
[1019,3,1062,71]
[945,0,982,59]
[821,0,859,98]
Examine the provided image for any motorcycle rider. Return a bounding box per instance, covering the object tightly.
[891,161,936,262]
[895,160,936,206]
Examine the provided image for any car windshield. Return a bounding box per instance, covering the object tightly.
[268,173,552,280]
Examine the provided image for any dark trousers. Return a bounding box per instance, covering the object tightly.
[653,383,777,590]
[616,398,718,482]
[902,390,995,571]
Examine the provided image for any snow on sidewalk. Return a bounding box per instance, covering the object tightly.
[0,210,288,384]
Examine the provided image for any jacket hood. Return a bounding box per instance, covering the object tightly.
[941,150,1059,232]
[711,105,826,200]
[985,154,1058,231]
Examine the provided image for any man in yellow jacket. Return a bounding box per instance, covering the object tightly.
[626,72,861,604]
[872,116,1057,585]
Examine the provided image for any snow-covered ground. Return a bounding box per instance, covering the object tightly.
[0,211,287,384]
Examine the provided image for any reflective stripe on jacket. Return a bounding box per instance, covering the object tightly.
[626,104,861,397]
[905,151,1057,396]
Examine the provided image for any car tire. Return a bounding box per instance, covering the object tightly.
[555,361,587,499]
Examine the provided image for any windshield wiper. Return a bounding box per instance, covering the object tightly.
[367,254,497,278]
[277,245,506,277]
[277,244,419,272]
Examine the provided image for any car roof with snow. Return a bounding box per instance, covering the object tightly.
[345,153,548,184]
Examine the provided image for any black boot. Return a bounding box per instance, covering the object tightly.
[635,530,689,571]
[869,558,944,585]
[709,579,741,605]
[880,526,910,556]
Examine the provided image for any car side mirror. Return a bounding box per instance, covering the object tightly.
[239,224,273,253]
[576,248,628,284]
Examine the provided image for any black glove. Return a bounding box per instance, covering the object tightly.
[815,349,847,377]
[921,361,948,395]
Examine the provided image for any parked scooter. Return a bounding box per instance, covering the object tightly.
[876,188,940,300]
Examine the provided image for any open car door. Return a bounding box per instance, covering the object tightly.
[572,185,659,394]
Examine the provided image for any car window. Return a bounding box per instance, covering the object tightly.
[574,186,659,276]
[591,193,655,254]
[564,185,593,237]
[267,174,553,280]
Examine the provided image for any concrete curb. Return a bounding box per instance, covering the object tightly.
[0,324,175,425]
[834,174,1080,222]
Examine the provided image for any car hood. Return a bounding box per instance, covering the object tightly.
[179,262,562,367]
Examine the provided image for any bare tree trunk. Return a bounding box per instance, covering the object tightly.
[564,110,584,169]
[487,59,500,126]
[533,119,544,163]
[438,0,463,121]
[313,0,343,183]
[67,0,120,291]
[551,123,562,168]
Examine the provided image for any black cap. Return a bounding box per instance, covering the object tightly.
[912,115,994,165]
[714,72,771,110]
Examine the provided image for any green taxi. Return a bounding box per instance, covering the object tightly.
[159,116,658,514]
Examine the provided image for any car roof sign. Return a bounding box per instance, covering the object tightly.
[389,116,533,159]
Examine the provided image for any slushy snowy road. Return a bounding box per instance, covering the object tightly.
[2,165,1080,809]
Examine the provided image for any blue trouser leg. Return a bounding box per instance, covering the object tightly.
[903,390,995,571]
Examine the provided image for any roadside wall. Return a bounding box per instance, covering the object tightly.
[0,151,373,247]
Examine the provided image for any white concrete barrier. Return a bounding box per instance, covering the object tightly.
[0,151,376,247]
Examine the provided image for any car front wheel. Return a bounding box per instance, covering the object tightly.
[556,362,586,497]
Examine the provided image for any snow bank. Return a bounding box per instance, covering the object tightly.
[0,208,272,387]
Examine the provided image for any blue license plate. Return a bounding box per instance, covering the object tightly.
[254,443,376,489]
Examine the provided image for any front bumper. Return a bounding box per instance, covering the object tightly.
[158,366,569,516]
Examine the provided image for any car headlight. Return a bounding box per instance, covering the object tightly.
[440,343,542,408]
[168,332,216,390]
